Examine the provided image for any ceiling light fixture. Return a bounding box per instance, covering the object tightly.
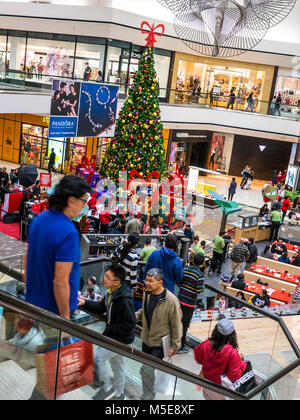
[157,0,296,58]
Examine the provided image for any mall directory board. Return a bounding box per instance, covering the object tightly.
[49,79,119,138]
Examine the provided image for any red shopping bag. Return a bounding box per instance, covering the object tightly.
[36,338,94,400]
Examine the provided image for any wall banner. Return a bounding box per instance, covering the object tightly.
[49,79,119,138]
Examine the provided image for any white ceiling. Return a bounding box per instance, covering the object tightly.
[1,0,300,63]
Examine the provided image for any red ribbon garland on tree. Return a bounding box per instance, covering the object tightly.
[140,21,165,47]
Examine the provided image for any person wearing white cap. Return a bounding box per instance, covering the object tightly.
[194,318,247,400]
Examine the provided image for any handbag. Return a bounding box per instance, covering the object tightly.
[221,351,257,395]
[35,337,94,400]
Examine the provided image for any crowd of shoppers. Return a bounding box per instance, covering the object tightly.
[17,173,298,401]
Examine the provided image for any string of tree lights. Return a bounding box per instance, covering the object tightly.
[100,46,167,183]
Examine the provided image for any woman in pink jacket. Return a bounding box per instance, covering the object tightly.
[194,318,247,400]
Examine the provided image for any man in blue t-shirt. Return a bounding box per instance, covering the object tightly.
[25,175,90,320]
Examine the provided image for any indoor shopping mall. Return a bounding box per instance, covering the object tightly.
[0,0,299,405]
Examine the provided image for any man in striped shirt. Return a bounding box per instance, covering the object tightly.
[177,253,205,354]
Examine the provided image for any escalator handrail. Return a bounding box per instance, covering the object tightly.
[205,283,300,360]
[1,257,300,399]
[81,257,300,359]
[0,288,246,400]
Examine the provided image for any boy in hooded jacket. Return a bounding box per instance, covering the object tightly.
[143,234,184,294]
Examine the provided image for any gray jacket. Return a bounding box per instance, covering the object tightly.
[136,289,183,351]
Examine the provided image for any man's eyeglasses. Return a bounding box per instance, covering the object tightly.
[78,198,88,205]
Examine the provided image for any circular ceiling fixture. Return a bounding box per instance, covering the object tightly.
[158,0,296,57]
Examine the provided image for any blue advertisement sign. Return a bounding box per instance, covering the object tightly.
[49,79,119,138]
[49,117,77,137]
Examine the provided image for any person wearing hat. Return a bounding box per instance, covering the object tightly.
[194,318,247,400]
[83,62,92,81]
[113,233,140,289]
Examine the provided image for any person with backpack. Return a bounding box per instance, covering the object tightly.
[231,274,246,291]
[194,318,247,400]
[245,237,258,271]
[143,234,184,294]
[274,93,282,117]
[113,233,140,289]
[230,239,250,277]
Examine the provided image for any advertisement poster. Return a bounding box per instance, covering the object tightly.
[209,135,225,170]
[286,165,300,191]
[49,79,119,138]
[40,173,52,188]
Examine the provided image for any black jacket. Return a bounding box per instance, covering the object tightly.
[231,279,246,291]
[247,243,258,264]
[83,283,136,345]
[271,243,287,255]
[49,152,56,165]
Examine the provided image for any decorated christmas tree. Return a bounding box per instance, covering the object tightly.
[100,45,167,184]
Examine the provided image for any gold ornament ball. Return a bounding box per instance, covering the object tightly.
[149,121,153,125]
[151,86,155,91]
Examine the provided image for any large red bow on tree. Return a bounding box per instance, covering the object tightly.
[140,21,165,47]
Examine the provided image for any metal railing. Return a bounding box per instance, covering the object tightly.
[0,288,246,400]
[1,69,300,121]
[1,256,300,400]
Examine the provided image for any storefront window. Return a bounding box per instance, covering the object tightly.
[25,33,76,84]
[97,137,111,167]
[154,49,172,99]
[175,59,266,111]
[105,40,131,94]
[74,36,106,82]
[7,30,27,79]
[0,31,7,77]
[275,76,300,105]
[65,137,88,170]
[128,46,142,86]
[47,138,65,172]
[168,142,188,172]
[2,29,174,100]
[21,123,66,172]
[21,124,46,167]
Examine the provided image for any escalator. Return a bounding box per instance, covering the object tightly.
[0,257,300,400]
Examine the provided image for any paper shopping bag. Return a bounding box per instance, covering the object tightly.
[35,338,94,400]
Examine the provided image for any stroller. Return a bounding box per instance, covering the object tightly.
[244,178,253,190]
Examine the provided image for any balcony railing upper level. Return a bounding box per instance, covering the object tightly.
[0,69,299,140]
